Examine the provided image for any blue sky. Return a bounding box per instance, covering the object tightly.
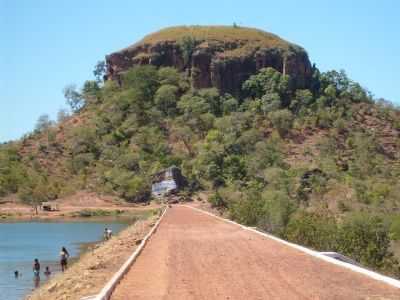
[1,0,399,142]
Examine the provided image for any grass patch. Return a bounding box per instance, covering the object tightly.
[128,26,294,51]
[69,208,161,221]
[0,212,15,219]
[70,209,124,218]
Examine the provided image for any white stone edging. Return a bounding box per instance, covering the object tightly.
[81,206,168,300]
[184,205,400,289]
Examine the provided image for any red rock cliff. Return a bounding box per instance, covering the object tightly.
[106,26,312,96]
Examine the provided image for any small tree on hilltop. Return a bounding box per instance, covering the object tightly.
[35,114,53,133]
[63,84,85,112]
[93,60,106,83]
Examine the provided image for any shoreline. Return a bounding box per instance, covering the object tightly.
[0,204,162,222]
[26,208,162,300]
[0,191,162,222]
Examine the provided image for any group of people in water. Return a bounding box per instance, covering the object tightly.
[14,247,70,287]
[14,227,113,288]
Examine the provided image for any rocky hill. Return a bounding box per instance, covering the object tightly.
[1,25,400,278]
[106,26,312,96]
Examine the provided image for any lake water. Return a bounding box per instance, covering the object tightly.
[0,220,128,300]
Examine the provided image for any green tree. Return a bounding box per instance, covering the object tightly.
[18,174,53,215]
[242,67,291,106]
[223,155,246,182]
[198,88,222,116]
[0,145,25,196]
[122,65,159,100]
[64,84,85,112]
[154,84,178,116]
[158,67,181,86]
[178,36,197,66]
[290,89,314,113]
[121,175,150,202]
[222,94,239,115]
[172,125,196,156]
[178,94,210,117]
[93,60,106,83]
[82,80,101,104]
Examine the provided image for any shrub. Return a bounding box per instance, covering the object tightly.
[390,215,400,241]
[258,190,295,235]
[337,213,397,271]
[222,95,239,115]
[337,200,350,213]
[229,193,264,226]
[268,109,293,136]
[121,176,151,202]
[209,191,227,208]
[285,211,338,251]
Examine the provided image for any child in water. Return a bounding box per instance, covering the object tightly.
[44,266,51,277]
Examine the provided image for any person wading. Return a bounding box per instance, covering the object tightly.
[33,259,40,277]
[44,266,51,277]
[60,247,70,272]
[33,259,41,288]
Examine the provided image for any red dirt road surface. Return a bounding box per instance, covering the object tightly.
[111,205,400,300]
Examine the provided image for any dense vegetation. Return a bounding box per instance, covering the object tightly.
[1,59,400,276]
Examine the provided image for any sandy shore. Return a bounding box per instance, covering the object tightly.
[26,209,161,300]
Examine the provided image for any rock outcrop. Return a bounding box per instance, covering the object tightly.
[106,26,313,96]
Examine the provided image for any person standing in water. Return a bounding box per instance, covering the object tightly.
[33,259,40,276]
[60,247,70,272]
[33,259,41,288]
[107,228,113,239]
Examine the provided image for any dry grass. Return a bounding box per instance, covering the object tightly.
[128,25,293,51]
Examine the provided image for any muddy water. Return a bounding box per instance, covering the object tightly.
[0,220,128,300]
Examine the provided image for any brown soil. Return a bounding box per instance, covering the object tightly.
[111,205,400,300]
[27,214,158,300]
[0,191,160,220]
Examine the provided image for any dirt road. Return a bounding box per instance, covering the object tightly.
[111,205,400,300]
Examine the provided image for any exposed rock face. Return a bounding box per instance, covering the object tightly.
[106,26,313,96]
